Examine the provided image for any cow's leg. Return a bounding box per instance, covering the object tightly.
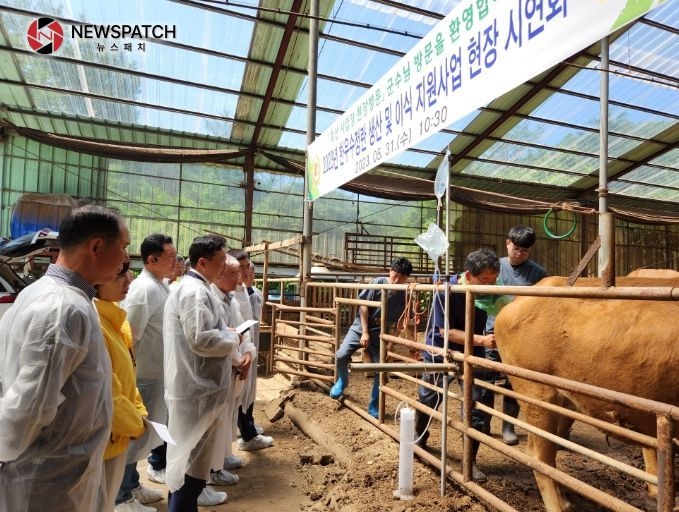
[521,392,573,512]
[641,447,658,497]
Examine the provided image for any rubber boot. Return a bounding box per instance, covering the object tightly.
[414,411,430,448]
[329,360,349,399]
[367,375,379,418]
[501,396,520,445]
[471,440,487,483]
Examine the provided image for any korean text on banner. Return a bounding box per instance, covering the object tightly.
[305,0,667,201]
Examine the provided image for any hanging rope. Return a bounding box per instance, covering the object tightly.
[396,282,420,334]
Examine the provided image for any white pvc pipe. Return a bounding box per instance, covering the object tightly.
[394,407,415,500]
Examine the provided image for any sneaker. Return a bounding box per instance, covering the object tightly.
[223,454,243,470]
[237,434,274,451]
[145,466,166,484]
[131,484,163,504]
[197,486,227,506]
[115,498,156,512]
[207,469,239,486]
[255,424,264,435]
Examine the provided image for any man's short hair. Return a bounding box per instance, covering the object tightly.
[58,205,123,250]
[390,257,413,276]
[507,225,536,249]
[228,248,249,262]
[465,248,500,276]
[189,235,227,267]
[140,233,174,264]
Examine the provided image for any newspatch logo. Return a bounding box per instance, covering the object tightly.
[27,17,64,54]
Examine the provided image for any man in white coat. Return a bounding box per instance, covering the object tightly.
[163,235,239,512]
[116,233,176,511]
[0,205,129,512]
[228,249,273,451]
[207,256,256,487]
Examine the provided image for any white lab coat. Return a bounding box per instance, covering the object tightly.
[121,268,169,462]
[209,284,256,469]
[163,273,239,491]
[233,284,260,409]
[0,275,112,512]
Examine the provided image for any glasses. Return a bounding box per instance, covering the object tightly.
[509,243,531,254]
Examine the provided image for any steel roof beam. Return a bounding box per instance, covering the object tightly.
[0,79,308,133]
[250,0,303,146]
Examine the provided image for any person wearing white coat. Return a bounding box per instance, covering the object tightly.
[207,255,256,487]
[163,235,239,512]
[116,233,176,511]
[228,249,273,451]
[0,205,129,512]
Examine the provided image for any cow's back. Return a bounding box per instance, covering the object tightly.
[494,275,679,434]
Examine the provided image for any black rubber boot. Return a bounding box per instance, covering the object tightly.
[502,396,520,445]
[414,411,430,448]
[471,440,487,483]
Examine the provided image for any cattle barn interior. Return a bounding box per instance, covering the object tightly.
[1,1,678,511]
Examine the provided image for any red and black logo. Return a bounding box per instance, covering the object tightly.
[27,17,64,54]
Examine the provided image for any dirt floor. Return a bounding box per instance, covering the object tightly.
[137,370,676,512]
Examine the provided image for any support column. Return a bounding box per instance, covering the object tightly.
[598,36,615,286]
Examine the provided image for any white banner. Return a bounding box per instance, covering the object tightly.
[306,0,667,201]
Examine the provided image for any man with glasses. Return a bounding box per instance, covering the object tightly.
[486,225,548,445]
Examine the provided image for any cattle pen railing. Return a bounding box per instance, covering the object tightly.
[266,280,679,512]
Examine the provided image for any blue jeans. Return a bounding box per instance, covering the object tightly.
[115,462,139,504]
[334,327,380,386]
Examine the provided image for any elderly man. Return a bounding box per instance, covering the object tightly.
[0,205,129,512]
[116,234,176,510]
[207,256,256,487]
[163,235,239,511]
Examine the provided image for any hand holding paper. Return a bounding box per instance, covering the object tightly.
[144,418,176,446]
[236,319,258,334]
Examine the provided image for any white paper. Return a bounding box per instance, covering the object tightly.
[236,319,259,334]
[147,419,176,446]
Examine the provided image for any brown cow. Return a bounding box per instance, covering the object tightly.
[494,273,679,512]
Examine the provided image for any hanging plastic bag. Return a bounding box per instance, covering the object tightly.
[414,222,448,262]
[434,150,450,208]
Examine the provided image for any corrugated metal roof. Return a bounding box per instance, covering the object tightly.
[1,0,678,212]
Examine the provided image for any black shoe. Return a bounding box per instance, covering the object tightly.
[414,431,429,449]
[472,464,487,483]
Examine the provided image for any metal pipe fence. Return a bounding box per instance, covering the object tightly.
[266,279,678,511]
